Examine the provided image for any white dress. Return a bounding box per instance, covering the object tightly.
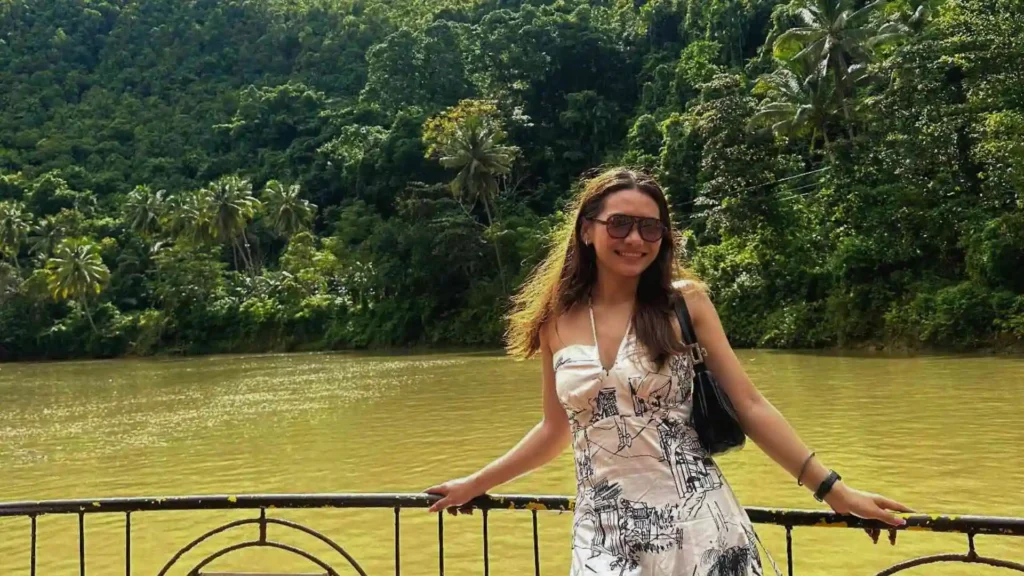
[553,305,779,575]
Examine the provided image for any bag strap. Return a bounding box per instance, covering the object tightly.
[674,295,708,370]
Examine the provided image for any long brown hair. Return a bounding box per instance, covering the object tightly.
[505,168,705,368]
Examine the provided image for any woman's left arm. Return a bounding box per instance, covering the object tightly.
[685,290,912,527]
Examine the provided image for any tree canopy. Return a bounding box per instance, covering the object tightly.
[0,0,1021,360]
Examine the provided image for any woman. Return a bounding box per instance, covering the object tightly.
[425,168,910,575]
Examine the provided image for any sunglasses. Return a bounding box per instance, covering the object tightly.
[589,214,667,243]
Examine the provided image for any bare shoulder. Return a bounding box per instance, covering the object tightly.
[538,318,555,354]
[539,310,572,354]
[671,279,715,329]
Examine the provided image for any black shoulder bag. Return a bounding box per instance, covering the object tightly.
[675,296,746,456]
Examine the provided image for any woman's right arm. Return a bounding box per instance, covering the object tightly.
[425,323,571,513]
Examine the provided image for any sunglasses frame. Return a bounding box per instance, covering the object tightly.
[589,214,667,243]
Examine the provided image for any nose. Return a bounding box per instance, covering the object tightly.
[624,225,644,245]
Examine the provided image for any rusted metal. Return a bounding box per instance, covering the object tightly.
[125,512,131,576]
[532,509,541,576]
[78,511,85,576]
[1,493,1022,575]
[153,515,368,576]
[876,553,1024,574]
[394,506,401,576]
[30,514,36,576]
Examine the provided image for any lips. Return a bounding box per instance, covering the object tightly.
[615,250,647,259]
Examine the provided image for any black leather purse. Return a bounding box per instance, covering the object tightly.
[675,296,746,456]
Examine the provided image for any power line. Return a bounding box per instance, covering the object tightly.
[728,166,830,196]
[677,166,830,209]
[775,182,822,201]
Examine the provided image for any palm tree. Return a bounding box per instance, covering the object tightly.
[750,67,838,150]
[206,175,262,273]
[775,0,906,137]
[261,180,317,239]
[163,189,217,247]
[28,217,62,261]
[45,237,110,332]
[123,185,166,239]
[438,116,518,293]
[0,201,30,272]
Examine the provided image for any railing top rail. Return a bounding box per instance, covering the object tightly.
[0,493,1021,536]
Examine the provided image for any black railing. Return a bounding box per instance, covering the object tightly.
[1,493,1022,575]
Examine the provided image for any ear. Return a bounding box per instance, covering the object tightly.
[580,219,593,244]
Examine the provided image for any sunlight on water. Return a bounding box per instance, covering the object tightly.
[0,351,1022,574]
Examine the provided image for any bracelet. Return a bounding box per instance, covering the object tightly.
[814,470,842,502]
[796,451,816,486]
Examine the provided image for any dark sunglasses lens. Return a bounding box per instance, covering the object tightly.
[639,219,664,242]
[606,215,633,238]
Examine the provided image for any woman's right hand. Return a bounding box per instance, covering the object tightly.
[424,476,485,514]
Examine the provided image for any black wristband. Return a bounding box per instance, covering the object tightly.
[814,470,842,502]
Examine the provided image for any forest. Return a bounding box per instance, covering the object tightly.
[0,0,1021,360]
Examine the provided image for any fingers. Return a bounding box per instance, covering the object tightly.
[873,506,906,527]
[427,496,450,514]
[423,484,447,495]
[428,497,474,515]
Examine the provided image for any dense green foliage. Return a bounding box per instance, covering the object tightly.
[0,0,1021,360]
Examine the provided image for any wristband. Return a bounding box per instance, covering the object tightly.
[814,470,842,502]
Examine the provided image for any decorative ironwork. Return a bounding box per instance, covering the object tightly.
[1,493,1021,575]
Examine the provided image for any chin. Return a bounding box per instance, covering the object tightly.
[609,260,655,278]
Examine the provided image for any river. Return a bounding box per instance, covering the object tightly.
[1,351,1022,574]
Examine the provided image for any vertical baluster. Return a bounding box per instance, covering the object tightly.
[125,512,131,576]
[30,514,37,576]
[79,512,86,576]
[394,506,401,576]
[437,512,444,576]
[532,510,540,576]
[482,509,489,576]
[786,525,793,576]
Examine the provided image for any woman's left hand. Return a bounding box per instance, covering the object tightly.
[824,482,913,531]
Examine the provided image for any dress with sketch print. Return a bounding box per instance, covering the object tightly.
[553,303,779,576]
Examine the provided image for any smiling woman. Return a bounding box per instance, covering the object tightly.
[424,168,912,576]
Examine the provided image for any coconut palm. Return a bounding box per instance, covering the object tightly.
[206,176,262,273]
[28,217,62,261]
[775,0,907,136]
[261,180,316,238]
[45,237,110,332]
[123,185,166,239]
[750,67,839,150]
[163,189,217,247]
[438,116,518,293]
[0,201,30,271]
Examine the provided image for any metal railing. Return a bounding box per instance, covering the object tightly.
[1,493,1022,575]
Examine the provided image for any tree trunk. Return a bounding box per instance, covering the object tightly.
[81,298,97,334]
[833,59,856,141]
[481,196,508,296]
[234,237,255,275]
[243,238,256,275]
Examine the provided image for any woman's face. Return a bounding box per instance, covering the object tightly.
[583,188,664,278]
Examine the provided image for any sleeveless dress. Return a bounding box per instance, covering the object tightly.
[553,304,779,576]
